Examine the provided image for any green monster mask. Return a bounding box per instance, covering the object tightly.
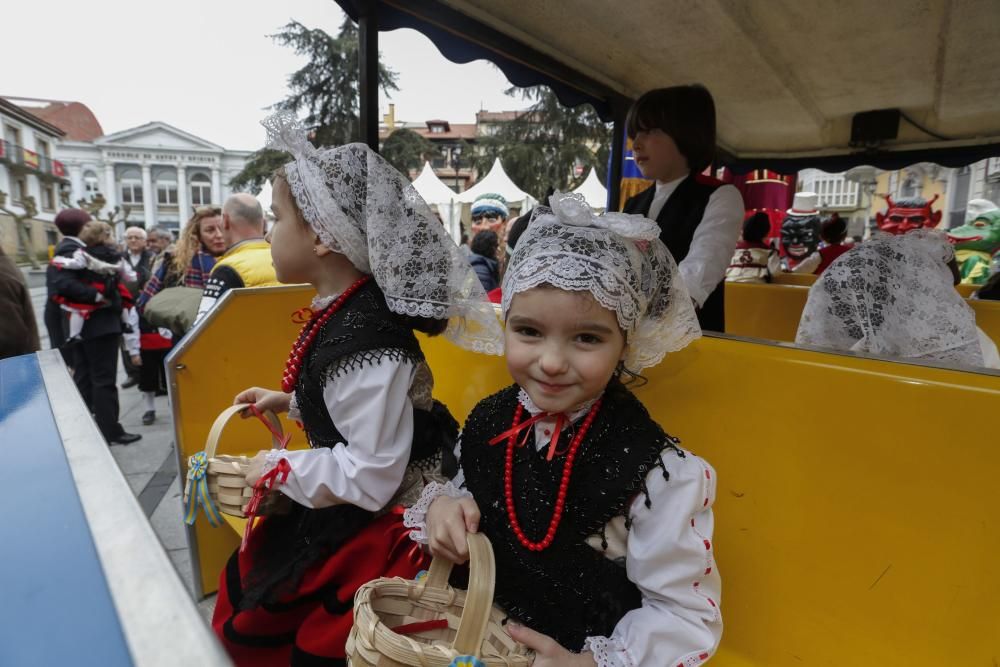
[947,210,1000,285]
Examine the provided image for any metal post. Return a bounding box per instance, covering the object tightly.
[358,0,380,152]
[608,101,626,212]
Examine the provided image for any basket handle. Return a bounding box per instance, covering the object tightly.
[204,403,284,459]
[420,532,496,657]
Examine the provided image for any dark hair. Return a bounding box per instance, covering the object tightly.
[891,197,929,209]
[626,85,717,173]
[470,229,499,257]
[820,214,848,244]
[975,272,1000,302]
[505,214,530,252]
[742,212,771,244]
[54,208,92,237]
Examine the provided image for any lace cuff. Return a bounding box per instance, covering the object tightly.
[402,481,471,544]
[583,636,632,667]
[288,392,301,421]
[262,449,289,475]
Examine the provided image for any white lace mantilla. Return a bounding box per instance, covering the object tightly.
[796,230,985,366]
[263,112,504,355]
[502,193,701,371]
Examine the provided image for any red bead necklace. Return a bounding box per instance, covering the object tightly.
[281,276,371,393]
[503,398,602,552]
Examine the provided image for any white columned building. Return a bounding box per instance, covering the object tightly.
[58,121,252,236]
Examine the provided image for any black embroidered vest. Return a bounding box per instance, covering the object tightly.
[624,175,725,332]
[295,281,423,448]
[241,282,457,608]
[460,381,678,650]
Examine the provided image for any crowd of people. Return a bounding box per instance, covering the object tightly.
[1,81,999,667]
[0,194,278,444]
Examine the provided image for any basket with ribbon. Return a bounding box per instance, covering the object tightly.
[183,403,289,530]
[347,533,530,667]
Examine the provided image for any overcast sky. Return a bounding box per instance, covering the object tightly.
[3,0,531,151]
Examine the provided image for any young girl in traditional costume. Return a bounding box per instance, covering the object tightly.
[211,112,503,666]
[405,193,722,666]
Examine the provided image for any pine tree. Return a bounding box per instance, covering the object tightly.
[381,128,436,176]
[230,19,398,193]
[470,86,611,200]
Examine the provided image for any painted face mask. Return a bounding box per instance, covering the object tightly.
[947,210,1000,285]
[875,194,942,235]
[780,214,821,263]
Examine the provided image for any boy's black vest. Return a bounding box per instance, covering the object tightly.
[623,174,726,332]
[460,382,679,650]
[242,280,457,608]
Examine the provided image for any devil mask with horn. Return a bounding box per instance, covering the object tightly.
[875,194,942,235]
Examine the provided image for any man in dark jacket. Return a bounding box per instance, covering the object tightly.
[469,229,500,292]
[0,246,40,360]
[46,209,140,445]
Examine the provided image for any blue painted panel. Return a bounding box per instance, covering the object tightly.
[0,354,132,665]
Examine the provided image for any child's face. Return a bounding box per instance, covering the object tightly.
[505,287,626,414]
[631,128,688,182]
[268,177,320,284]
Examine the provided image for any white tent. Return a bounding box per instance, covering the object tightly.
[411,162,462,242]
[571,168,608,210]
[456,158,536,214]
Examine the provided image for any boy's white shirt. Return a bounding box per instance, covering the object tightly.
[404,394,723,667]
[647,173,744,308]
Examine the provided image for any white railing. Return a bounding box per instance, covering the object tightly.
[803,173,860,209]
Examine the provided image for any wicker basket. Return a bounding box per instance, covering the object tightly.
[189,403,284,518]
[347,533,531,667]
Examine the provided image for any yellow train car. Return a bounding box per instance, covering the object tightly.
[170,286,1000,666]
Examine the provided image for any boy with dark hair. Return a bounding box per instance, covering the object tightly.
[623,85,743,332]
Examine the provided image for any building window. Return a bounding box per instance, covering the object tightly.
[190,173,211,206]
[36,138,50,158]
[12,176,28,203]
[4,124,21,146]
[84,171,100,199]
[803,172,859,209]
[121,170,144,204]
[46,228,58,247]
[157,180,178,205]
[948,166,971,229]
[42,183,56,211]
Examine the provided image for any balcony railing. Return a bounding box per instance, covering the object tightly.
[0,140,67,181]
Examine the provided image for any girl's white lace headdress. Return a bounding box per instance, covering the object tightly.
[501,192,702,371]
[795,229,984,366]
[263,112,503,355]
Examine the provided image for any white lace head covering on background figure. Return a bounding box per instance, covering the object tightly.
[263,112,503,355]
[501,192,702,372]
[795,230,985,367]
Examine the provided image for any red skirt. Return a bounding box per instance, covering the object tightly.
[212,512,427,667]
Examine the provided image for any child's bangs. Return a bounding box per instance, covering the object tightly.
[625,97,666,140]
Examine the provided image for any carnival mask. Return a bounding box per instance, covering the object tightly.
[876,194,942,235]
[780,215,821,260]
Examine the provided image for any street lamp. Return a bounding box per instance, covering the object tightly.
[450,145,463,194]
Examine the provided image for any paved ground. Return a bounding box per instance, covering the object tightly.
[30,282,215,619]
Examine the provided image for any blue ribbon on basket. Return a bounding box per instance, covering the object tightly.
[448,657,485,667]
[184,451,222,527]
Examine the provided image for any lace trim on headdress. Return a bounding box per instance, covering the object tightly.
[796,229,984,366]
[263,111,504,355]
[502,192,701,371]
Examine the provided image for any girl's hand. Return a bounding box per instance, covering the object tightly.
[425,495,480,563]
[130,355,142,366]
[506,624,596,666]
[244,451,269,487]
[234,387,292,416]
